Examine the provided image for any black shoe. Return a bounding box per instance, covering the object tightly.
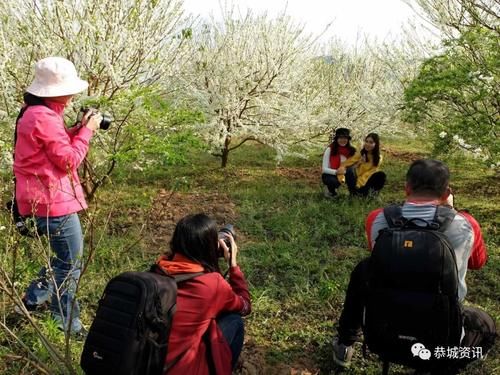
[72,326,88,341]
[14,297,48,315]
[348,188,361,197]
[323,187,337,199]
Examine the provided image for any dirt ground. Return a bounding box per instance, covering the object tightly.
[237,340,319,375]
[275,167,321,187]
[140,165,322,251]
[107,189,240,254]
[381,146,426,163]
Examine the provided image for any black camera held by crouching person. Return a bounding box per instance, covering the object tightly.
[218,224,236,257]
[78,107,112,130]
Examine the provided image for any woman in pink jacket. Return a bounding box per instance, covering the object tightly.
[14,57,102,336]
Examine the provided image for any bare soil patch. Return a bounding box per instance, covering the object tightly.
[381,146,426,163]
[236,341,319,375]
[275,167,320,186]
[142,189,238,252]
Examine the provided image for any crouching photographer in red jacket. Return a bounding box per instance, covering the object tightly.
[157,214,251,374]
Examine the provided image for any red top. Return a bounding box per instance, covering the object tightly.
[459,211,488,269]
[329,144,353,169]
[158,258,251,375]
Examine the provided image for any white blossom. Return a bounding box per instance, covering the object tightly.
[173,10,320,166]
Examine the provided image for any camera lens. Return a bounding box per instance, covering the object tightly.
[100,115,112,130]
[218,224,235,257]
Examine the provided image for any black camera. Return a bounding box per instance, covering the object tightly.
[218,224,235,257]
[5,199,37,237]
[78,107,112,130]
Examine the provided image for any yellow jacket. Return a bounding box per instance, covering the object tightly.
[342,151,383,188]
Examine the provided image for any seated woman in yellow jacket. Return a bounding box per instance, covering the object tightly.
[342,133,386,197]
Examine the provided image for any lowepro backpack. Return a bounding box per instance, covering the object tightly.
[80,266,202,375]
[363,205,462,372]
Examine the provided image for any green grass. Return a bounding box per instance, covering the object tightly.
[0,139,498,374]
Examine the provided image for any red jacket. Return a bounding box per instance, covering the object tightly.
[159,260,251,375]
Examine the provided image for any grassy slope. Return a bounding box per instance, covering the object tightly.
[0,139,498,374]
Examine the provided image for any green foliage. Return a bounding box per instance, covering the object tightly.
[82,85,205,178]
[403,26,499,165]
[1,140,498,373]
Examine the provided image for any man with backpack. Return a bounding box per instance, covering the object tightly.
[332,159,496,373]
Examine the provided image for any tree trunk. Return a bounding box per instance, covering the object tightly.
[80,158,117,201]
[80,160,93,200]
[221,135,231,168]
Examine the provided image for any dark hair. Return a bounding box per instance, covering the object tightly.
[16,93,46,124]
[169,213,221,273]
[406,159,450,197]
[331,129,356,157]
[23,92,45,106]
[361,133,381,166]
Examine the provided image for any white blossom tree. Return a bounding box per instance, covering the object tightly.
[405,0,499,37]
[298,40,420,149]
[175,10,321,167]
[0,0,192,197]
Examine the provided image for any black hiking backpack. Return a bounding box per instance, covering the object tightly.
[363,205,463,370]
[80,266,202,375]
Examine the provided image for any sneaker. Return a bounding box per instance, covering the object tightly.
[14,297,48,315]
[323,187,337,199]
[58,324,88,341]
[332,336,354,368]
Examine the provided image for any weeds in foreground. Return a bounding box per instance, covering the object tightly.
[0,141,498,374]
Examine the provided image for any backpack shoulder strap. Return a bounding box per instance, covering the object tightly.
[149,263,204,283]
[172,272,205,283]
[433,205,456,233]
[383,205,405,228]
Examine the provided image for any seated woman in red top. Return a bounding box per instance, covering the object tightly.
[156,214,251,375]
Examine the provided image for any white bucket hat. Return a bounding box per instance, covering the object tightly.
[26,56,89,97]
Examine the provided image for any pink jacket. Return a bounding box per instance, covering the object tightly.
[13,100,93,217]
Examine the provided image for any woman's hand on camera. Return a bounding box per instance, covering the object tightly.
[83,111,102,132]
[219,234,238,267]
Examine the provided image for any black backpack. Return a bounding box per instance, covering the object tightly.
[80,266,203,375]
[363,205,462,370]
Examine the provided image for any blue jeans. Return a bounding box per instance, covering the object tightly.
[25,213,83,333]
[217,313,244,369]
